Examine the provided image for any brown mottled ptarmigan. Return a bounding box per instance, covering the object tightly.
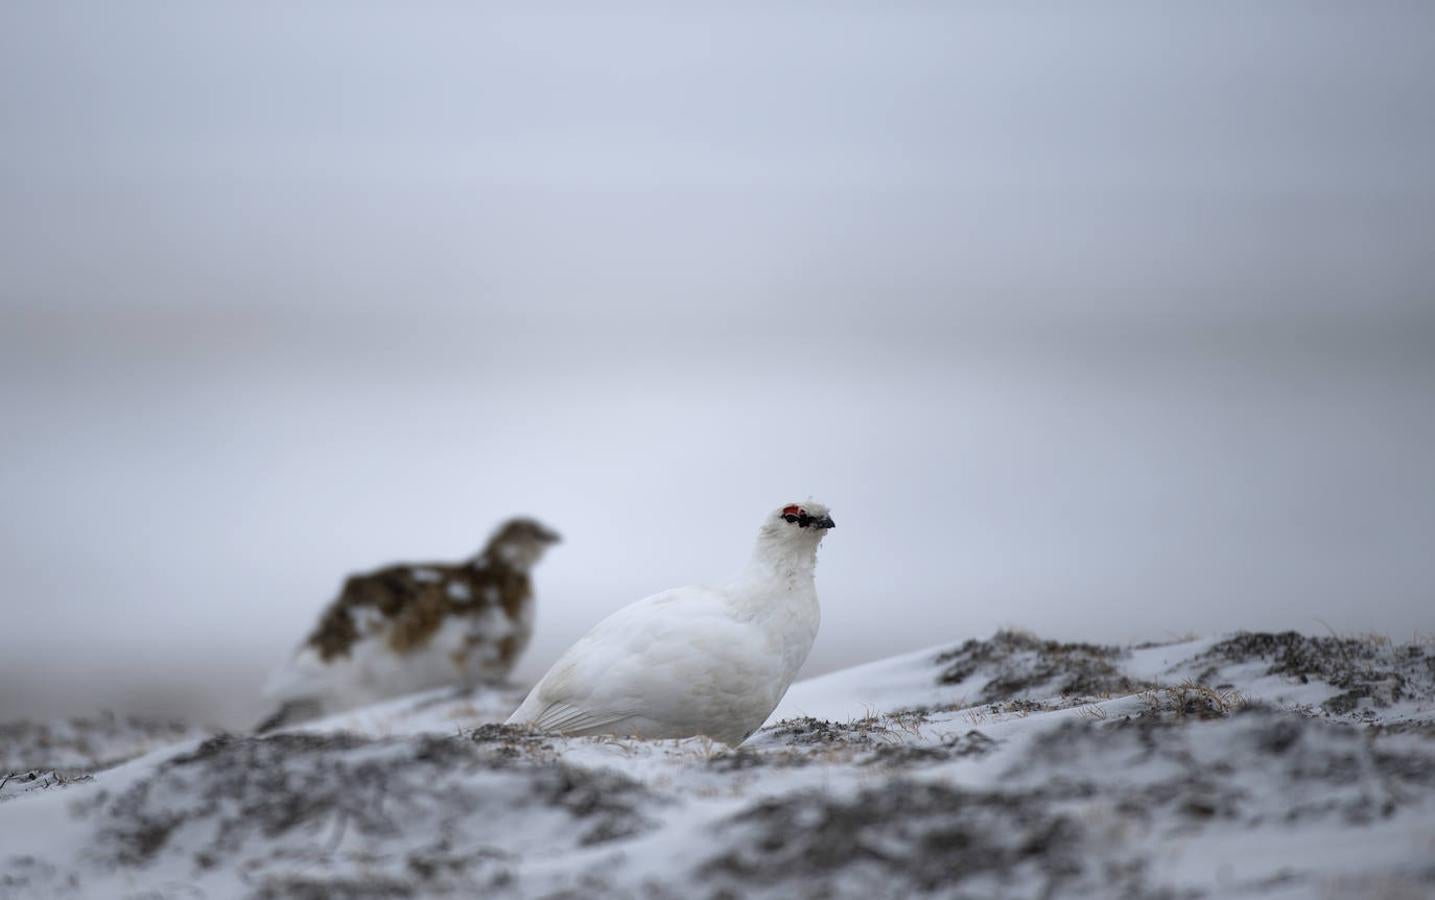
[258,518,560,731]
[506,502,834,746]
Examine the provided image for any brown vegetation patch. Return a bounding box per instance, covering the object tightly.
[704,780,1086,894]
[96,731,655,870]
[1201,631,1434,716]
[935,630,1151,704]
[0,713,206,774]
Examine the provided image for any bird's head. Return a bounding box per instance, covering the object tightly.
[485,518,562,570]
[762,501,836,543]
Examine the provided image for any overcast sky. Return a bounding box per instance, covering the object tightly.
[3,1,1433,727]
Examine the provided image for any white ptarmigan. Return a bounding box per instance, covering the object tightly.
[258,518,560,731]
[506,502,835,746]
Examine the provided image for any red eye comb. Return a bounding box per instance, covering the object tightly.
[782,505,803,516]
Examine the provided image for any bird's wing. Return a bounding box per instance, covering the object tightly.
[507,586,777,735]
[522,701,640,736]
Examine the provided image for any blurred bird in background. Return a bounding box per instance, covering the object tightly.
[257,518,560,731]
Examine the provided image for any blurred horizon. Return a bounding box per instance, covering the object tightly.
[3,1,1433,727]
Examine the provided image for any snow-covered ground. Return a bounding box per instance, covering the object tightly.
[3,630,1433,898]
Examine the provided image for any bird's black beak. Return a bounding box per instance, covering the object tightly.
[814,515,836,530]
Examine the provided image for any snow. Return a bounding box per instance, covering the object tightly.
[3,629,1433,898]
[767,640,962,722]
[0,713,208,774]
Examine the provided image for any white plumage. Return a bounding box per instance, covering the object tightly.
[506,501,835,746]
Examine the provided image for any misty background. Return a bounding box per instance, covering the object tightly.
[3,1,1433,728]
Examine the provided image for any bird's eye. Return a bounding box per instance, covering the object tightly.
[781,505,813,526]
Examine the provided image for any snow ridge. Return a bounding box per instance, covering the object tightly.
[2,630,1433,898]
